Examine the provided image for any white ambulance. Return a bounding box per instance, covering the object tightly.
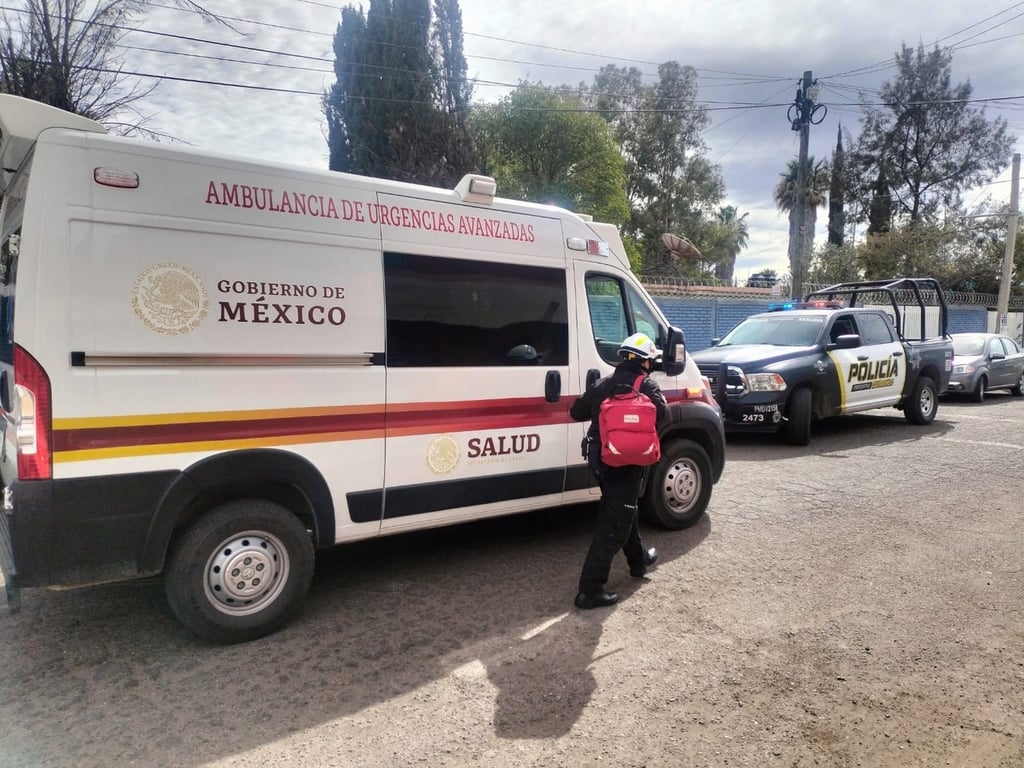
[0,94,725,643]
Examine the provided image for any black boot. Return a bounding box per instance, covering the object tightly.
[575,591,619,609]
[630,547,658,578]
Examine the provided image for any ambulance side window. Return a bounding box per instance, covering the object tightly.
[383,252,568,367]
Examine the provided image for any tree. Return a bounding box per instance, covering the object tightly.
[0,0,228,134]
[851,43,1015,229]
[431,0,475,181]
[773,155,829,289]
[471,84,629,227]
[856,213,1022,298]
[746,269,778,288]
[806,243,861,286]
[707,205,749,282]
[585,62,725,277]
[827,126,846,246]
[323,0,476,184]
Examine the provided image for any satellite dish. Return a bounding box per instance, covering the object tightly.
[661,232,702,260]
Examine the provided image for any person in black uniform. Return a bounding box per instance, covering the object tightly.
[570,332,668,609]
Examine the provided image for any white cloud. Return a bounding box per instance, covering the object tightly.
[120,0,1022,279]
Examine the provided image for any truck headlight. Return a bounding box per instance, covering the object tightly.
[745,372,788,392]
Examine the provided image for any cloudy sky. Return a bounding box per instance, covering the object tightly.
[122,0,1024,279]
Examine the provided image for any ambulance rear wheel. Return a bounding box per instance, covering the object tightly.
[165,500,315,644]
[642,439,712,530]
[905,376,938,425]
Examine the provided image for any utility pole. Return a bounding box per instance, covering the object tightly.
[786,71,826,299]
[996,153,1020,335]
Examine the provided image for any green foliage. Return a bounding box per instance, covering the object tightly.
[470,84,630,226]
[621,236,645,274]
[702,206,749,282]
[323,0,477,184]
[774,155,831,291]
[747,269,778,287]
[806,243,862,285]
[854,215,1022,298]
[850,43,1015,229]
[585,62,724,276]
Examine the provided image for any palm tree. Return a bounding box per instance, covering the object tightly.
[714,205,749,282]
[773,156,830,291]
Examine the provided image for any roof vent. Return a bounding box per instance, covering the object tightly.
[454,174,496,205]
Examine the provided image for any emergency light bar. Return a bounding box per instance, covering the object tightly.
[768,299,844,311]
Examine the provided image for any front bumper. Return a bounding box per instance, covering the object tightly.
[720,397,787,431]
[945,377,974,393]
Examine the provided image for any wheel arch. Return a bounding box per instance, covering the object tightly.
[140,449,335,574]
[661,401,726,484]
[918,362,945,393]
[785,379,827,420]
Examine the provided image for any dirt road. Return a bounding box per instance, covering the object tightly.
[1,396,1022,767]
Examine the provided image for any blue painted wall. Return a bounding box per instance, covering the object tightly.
[652,297,991,353]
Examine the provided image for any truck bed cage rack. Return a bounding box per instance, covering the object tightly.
[804,278,949,341]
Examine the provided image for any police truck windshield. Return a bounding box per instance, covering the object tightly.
[719,316,825,347]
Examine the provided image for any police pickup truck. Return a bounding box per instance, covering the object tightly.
[691,278,955,445]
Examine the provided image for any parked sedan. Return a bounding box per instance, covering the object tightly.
[947,333,1024,402]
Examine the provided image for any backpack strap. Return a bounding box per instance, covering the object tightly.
[632,373,646,392]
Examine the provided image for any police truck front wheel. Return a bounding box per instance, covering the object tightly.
[165,500,315,644]
[784,387,813,446]
[642,439,712,530]
[905,376,938,425]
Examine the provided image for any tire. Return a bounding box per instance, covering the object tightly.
[641,438,713,530]
[165,500,315,644]
[972,375,986,403]
[784,387,813,446]
[1011,371,1023,397]
[904,376,938,425]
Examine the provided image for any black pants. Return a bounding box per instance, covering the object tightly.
[578,455,647,595]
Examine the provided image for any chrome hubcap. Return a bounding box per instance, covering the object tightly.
[661,459,700,513]
[204,531,289,616]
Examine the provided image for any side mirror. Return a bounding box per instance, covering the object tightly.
[833,333,861,349]
[660,325,686,376]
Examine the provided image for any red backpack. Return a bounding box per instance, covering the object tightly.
[598,374,661,467]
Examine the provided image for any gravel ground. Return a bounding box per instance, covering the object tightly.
[1,396,1022,768]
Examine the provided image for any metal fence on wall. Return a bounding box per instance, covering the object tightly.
[639,276,1024,309]
[641,277,1024,353]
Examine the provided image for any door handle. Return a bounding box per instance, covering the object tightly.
[857,355,869,361]
[586,368,600,391]
[892,350,904,357]
[545,370,561,403]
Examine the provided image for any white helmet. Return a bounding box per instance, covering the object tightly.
[618,332,661,360]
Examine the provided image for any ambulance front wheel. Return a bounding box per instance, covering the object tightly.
[641,438,712,530]
[164,500,315,644]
